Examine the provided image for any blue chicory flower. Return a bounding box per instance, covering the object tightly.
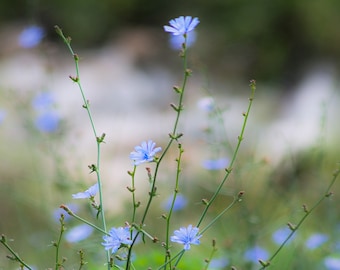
[102,227,133,254]
[18,25,45,48]
[305,233,329,250]
[324,256,340,270]
[244,245,269,263]
[65,224,94,243]
[129,140,162,166]
[169,31,197,50]
[0,110,6,125]
[162,194,188,211]
[53,203,79,222]
[164,16,200,36]
[35,111,60,133]
[197,97,215,112]
[209,257,229,269]
[32,92,55,111]
[170,224,202,250]
[272,226,296,245]
[202,158,229,170]
[72,183,99,199]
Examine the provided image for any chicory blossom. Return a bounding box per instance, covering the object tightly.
[272,226,296,245]
[129,140,162,166]
[305,233,328,250]
[72,183,99,199]
[35,111,60,133]
[324,257,340,270]
[18,25,45,48]
[102,227,132,254]
[169,31,197,50]
[244,245,269,263]
[164,16,200,36]
[65,224,94,243]
[170,224,202,250]
[202,158,229,170]
[162,194,188,211]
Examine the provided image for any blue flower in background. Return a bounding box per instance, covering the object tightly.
[209,257,229,269]
[0,110,6,125]
[18,25,45,48]
[244,245,269,263]
[102,227,132,254]
[65,224,94,243]
[169,31,197,50]
[32,92,55,111]
[164,16,200,36]
[72,183,99,199]
[53,203,79,222]
[129,140,162,166]
[272,226,296,245]
[197,97,215,112]
[305,233,328,250]
[324,257,340,270]
[35,111,59,133]
[202,158,229,170]
[162,194,188,211]
[170,224,202,250]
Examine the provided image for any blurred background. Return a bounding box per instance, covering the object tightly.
[0,0,340,269]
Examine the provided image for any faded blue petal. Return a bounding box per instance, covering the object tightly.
[32,92,55,111]
[324,257,340,270]
[163,194,187,211]
[72,183,99,199]
[272,226,296,245]
[102,227,132,254]
[65,224,93,243]
[197,97,215,112]
[35,111,60,133]
[305,233,328,250]
[202,158,229,170]
[18,25,45,48]
[170,224,201,250]
[244,246,269,263]
[169,31,197,50]
[164,16,200,36]
[129,140,162,166]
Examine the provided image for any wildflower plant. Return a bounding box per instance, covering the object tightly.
[1,15,339,270]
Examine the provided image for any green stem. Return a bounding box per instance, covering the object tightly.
[258,166,340,269]
[0,235,32,270]
[197,80,256,228]
[55,25,110,269]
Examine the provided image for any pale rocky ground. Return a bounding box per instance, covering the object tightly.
[1,25,339,213]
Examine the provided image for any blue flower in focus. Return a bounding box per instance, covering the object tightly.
[65,224,94,243]
[324,257,340,270]
[202,158,229,170]
[244,245,269,263]
[170,224,202,250]
[163,194,188,211]
[169,31,197,50]
[72,183,99,199]
[164,16,200,36]
[102,227,132,254]
[18,25,45,48]
[35,111,60,133]
[305,233,329,250]
[129,140,162,166]
[272,226,296,245]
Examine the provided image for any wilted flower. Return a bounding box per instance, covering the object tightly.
[18,25,45,48]
[305,233,328,250]
[162,194,188,211]
[129,140,162,166]
[244,245,269,263]
[65,224,94,243]
[164,16,200,36]
[170,224,201,250]
[202,158,229,170]
[72,183,98,199]
[102,227,132,254]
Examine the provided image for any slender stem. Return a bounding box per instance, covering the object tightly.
[55,26,110,268]
[55,215,65,270]
[197,81,256,227]
[258,166,340,269]
[0,235,32,270]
